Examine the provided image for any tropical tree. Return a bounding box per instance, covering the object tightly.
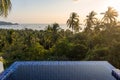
[0,0,11,17]
[45,25,52,32]
[101,7,118,27]
[84,11,97,32]
[94,21,101,33]
[45,23,60,33]
[43,23,61,49]
[52,23,60,33]
[67,12,80,33]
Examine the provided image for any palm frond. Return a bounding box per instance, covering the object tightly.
[0,0,11,17]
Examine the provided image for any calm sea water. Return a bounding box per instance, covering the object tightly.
[0,24,69,30]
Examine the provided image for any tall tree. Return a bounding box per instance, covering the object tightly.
[101,7,118,27]
[84,11,97,32]
[52,23,60,33]
[67,12,80,33]
[45,23,60,33]
[0,0,11,17]
[43,23,61,49]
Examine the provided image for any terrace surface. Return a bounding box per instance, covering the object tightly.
[0,61,117,80]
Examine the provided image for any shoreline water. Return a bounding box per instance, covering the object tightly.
[0,24,69,30]
[0,24,69,31]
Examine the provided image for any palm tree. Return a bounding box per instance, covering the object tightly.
[52,23,60,33]
[94,21,101,33]
[44,23,61,49]
[0,0,12,17]
[45,25,52,32]
[84,11,97,32]
[67,12,80,33]
[101,7,118,26]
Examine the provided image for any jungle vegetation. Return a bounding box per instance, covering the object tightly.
[0,6,120,68]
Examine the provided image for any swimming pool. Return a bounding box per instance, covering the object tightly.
[0,61,117,80]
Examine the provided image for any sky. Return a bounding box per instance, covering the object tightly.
[1,0,120,24]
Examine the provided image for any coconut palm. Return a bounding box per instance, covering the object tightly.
[0,0,11,17]
[94,21,102,33]
[52,23,60,33]
[84,11,97,32]
[101,7,118,26]
[67,12,80,33]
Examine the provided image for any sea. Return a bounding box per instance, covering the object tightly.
[0,24,69,31]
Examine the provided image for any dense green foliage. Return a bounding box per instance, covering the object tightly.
[0,7,120,68]
[0,0,11,17]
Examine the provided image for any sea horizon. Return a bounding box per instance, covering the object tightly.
[0,24,70,31]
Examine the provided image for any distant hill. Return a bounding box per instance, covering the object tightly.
[0,21,19,25]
